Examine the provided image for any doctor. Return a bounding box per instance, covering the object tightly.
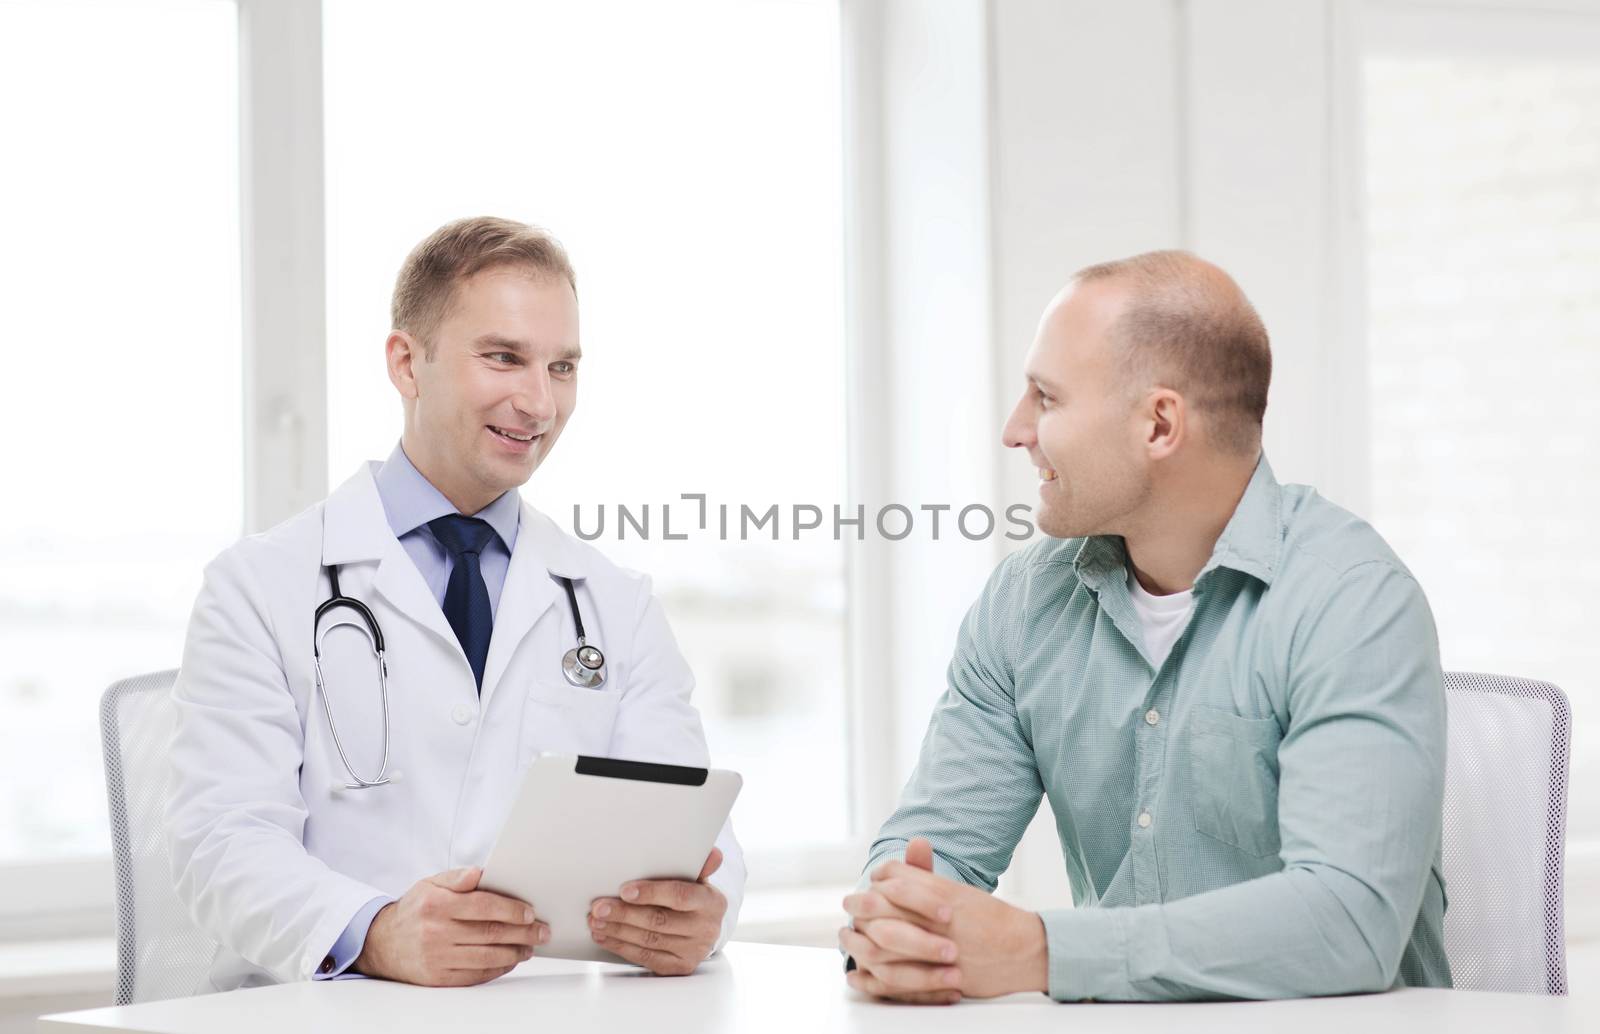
[166,216,744,990]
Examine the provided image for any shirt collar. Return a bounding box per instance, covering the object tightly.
[1072,452,1282,590]
[372,441,521,553]
[1197,452,1282,587]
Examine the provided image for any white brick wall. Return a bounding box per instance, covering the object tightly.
[1365,56,1600,837]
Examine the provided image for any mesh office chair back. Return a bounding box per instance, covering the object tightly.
[1441,672,1570,995]
[100,670,217,1005]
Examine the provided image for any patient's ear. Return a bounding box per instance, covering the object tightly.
[1145,388,1185,460]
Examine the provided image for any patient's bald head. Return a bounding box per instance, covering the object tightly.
[1072,250,1271,457]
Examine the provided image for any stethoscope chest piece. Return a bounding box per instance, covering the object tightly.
[562,640,607,688]
[558,575,607,688]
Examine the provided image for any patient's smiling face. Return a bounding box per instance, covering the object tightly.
[1002,278,1153,540]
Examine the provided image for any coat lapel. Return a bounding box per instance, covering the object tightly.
[323,466,589,706]
[479,502,588,708]
[323,463,464,672]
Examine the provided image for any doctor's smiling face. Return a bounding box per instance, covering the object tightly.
[387,265,581,516]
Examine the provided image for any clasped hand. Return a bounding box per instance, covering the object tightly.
[839,837,1049,1005]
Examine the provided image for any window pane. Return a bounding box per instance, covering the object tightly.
[1365,54,1600,837]
[324,0,850,852]
[0,0,241,862]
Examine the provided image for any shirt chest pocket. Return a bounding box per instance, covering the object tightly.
[520,681,622,761]
[1187,706,1283,858]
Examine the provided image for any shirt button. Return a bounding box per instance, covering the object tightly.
[1137,811,1152,829]
[319,956,335,975]
[1144,709,1160,726]
[451,704,473,725]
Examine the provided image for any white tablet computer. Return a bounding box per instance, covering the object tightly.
[479,753,742,964]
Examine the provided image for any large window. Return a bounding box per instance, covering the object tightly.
[322,0,851,854]
[0,0,242,865]
[1363,14,1600,839]
[0,0,853,929]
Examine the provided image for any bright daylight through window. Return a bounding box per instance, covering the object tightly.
[0,0,241,865]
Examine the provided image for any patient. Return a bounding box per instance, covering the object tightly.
[841,251,1451,1003]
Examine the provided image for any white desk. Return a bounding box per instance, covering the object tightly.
[37,942,1589,1033]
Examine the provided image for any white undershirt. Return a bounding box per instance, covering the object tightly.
[1126,567,1195,669]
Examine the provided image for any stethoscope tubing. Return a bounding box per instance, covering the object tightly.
[314,565,394,790]
[313,564,604,791]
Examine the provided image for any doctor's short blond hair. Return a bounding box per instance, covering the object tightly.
[391,216,577,357]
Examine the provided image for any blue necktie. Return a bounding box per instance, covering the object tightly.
[428,515,495,692]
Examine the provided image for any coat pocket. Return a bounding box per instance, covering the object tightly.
[520,680,622,761]
[1188,705,1284,858]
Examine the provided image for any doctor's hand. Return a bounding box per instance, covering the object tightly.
[353,866,549,986]
[840,837,1048,1004]
[587,847,727,976]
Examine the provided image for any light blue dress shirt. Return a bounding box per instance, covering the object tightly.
[315,441,523,979]
[864,454,1452,1000]
[373,440,521,617]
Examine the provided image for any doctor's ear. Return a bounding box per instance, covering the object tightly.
[386,330,424,401]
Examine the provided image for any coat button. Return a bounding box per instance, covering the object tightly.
[451,704,473,725]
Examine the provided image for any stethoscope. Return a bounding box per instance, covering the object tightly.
[313,564,606,791]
